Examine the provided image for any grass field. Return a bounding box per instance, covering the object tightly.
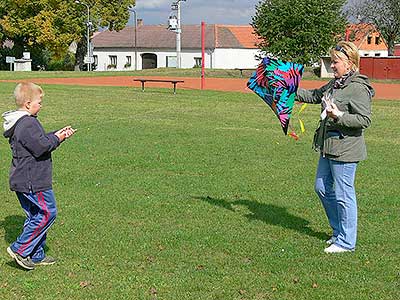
[0,69,254,80]
[0,82,398,300]
[0,68,320,81]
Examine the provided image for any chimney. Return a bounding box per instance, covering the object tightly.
[137,19,143,27]
[345,28,350,41]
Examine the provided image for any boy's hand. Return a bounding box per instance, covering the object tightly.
[55,126,76,142]
[64,127,77,138]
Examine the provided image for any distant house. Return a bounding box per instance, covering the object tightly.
[92,24,261,71]
[394,44,400,56]
[345,23,388,57]
[320,23,389,77]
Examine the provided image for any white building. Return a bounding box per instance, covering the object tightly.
[92,24,261,71]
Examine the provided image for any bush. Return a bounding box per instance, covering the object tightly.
[48,52,75,71]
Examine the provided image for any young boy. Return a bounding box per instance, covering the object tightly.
[2,82,76,270]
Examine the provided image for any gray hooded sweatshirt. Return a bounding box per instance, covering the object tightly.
[2,110,60,193]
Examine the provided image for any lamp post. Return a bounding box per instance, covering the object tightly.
[75,0,92,71]
[128,6,137,71]
[171,0,186,68]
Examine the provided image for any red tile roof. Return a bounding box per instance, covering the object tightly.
[93,24,259,50]
[346,23,388,51]
[218,25,260,48]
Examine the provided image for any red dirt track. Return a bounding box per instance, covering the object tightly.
[3,76,400,100]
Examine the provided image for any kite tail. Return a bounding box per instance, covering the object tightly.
[288,103,308,141]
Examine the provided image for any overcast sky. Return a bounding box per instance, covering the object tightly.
[129,0,260,26]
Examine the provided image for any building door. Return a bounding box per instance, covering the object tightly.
[142,53,157,69]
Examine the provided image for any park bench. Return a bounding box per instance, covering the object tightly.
[133,78,185,94]
[234,68,256,77]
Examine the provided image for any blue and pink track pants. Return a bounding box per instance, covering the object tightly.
[10,190,57,263]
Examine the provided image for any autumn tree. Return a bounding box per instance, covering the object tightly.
[0,1,82,69]
[251,0,347,65]
[0,0,135,70]
[345,0,400,55]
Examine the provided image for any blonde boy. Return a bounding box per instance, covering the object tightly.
[2,82,75,270]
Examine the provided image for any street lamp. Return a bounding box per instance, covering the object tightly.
[128,5,137,71]
[75,0,92,71]
[170,0,186,68]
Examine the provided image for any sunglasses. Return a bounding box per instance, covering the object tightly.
[335,45,349,58]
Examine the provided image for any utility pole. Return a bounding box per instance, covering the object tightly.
[176,0,182,68]
[128,5,138,70]
[75,0,92,71]
[201,21,205,90]
[170,0,186,68]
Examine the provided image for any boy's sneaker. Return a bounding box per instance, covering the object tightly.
[324,244,353,254]
[7,247,35,270]
[325,236,337,245]
[34,256,57,266]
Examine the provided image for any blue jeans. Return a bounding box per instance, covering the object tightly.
[10,190,58,262]
[315,156,358,250]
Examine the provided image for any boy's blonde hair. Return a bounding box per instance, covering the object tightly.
[330,41,360,72]
[14,82,44,107]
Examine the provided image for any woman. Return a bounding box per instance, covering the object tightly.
[296,41,374,253]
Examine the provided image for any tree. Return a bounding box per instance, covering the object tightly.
[0,1,82,59]
[0,0,135,70]
[251,0,347,65]
[74,0,134,70]
[345,0,400,56]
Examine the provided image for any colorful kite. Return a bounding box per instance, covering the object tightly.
[247,56,304,136]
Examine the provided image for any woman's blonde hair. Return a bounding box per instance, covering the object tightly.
[14,82,44,107]
[330,41,360,72]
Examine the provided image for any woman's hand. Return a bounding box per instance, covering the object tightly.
[326,102,344,120]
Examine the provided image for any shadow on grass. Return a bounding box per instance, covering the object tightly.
[1,215,52,270]
[195,196,328,241]
[134,88,185,96]
[0,215,25,244]
[0,215,53,248]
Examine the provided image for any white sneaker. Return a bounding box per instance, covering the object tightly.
[324,244,353,254]
[325,236,337,245]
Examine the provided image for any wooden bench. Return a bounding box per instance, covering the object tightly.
[133,78,185,94]
[234,68,256,77]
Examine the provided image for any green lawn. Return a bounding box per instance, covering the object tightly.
[1,69,399,84]
[0,82,398,300]
[0,69,250,80]
[0,67,320,81]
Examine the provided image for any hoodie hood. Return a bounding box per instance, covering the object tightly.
[2,110,30,138]
[348,72,375,98]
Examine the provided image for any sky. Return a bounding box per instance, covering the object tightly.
[129,0,261,26]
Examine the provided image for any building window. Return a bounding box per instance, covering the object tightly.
[109,56,117,65]
[194,57,202,68]
[375,36,380,45]
[367,36,372,44]
[166,56,177,68]
[108,55,117,69]
[93,55,98,65]
[125,56,132,68]
[364,53,369,56]
[375,53,381,57]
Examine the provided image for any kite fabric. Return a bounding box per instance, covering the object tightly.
[247,56,304,135]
